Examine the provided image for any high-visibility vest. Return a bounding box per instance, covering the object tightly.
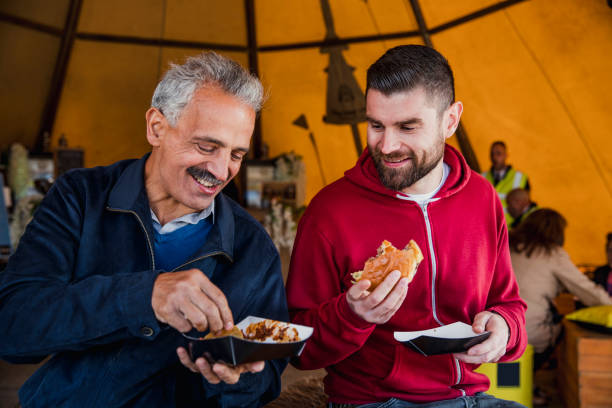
[482,166,529,225]
[510,204,539,230]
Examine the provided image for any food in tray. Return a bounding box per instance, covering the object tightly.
[203,326,244,339]
[351,239,423,290]
[201,319,301,343]
[244,319,300,343]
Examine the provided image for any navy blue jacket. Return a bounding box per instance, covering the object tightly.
[0,156,288,407]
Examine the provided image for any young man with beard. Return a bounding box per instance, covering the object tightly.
[286,45,527,407]
[0,52,288,407]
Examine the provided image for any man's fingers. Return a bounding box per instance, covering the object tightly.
[347,280,371,301]
[210,361,264,384]
[198,277,234,330]
[374,278,409,320]
[245,361,265,373]
[472,311,492,333]
[167,312,193,333]
[212,363,241,384]
[176,347,198,373]
[196,358,221,384]
[152,269,234,333]
[188,289,224,332]
[456,347,504,364]
[365,270,401,308]
[180,302,209,332]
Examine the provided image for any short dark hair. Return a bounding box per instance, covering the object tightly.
[366,45,455,112]
[491,141,506,150]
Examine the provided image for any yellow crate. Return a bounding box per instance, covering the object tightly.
[474,344,533,408]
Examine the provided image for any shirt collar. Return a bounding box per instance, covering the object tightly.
[151,200,215,234]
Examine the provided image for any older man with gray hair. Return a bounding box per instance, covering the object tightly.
[0,52,288,407]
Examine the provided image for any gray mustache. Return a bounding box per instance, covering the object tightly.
[187,167,224,186]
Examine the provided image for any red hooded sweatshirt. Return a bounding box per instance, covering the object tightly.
[286,145,527,404]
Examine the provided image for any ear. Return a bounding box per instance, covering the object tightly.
[443,101,463,140]
[145,107,168,147]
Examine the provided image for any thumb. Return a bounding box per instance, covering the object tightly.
[247,361,265,373]
[472,312,492,333]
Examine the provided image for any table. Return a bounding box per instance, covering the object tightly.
[558,319,612,408]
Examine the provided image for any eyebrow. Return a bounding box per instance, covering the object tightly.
[193,136,250,153]
[365,116,423,127]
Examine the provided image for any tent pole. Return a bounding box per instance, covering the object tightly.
[245,0,263,160]
[34,0,83,153]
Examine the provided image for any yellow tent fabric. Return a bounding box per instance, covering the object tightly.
[0,0,610,264]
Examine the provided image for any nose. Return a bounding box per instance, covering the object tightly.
[206,152,231,182]
[379,130,402,155]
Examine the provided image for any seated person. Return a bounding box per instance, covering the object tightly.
[510,209,612,370]
[593,232,612,296]
[506,188,538,230]
[0,52,288,407]
[287,45,527,408]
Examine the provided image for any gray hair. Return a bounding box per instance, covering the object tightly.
[151,51,264,126]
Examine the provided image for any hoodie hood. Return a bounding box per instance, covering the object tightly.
[344,143,471,201]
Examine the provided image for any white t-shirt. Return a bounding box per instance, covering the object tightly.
[396,162,450,204]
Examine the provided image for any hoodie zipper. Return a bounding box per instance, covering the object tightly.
[418,202,465,396]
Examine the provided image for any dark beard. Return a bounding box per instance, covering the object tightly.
[186,166,224,186]
[370,140,444,191]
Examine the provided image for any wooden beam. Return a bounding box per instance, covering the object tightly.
[75,32,247,52]
[258,29,420,52]
[408,0,433,47]
[430,0,528,35]
[34,0,83,153]
[408,0,481,172]
[244,0,263,160]
[0,12,62,36]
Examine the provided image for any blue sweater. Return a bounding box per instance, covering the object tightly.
[154,218,213,272]
[0,155,288,408]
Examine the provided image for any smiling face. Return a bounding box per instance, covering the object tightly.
[366,87,462,195]
[145,85,255,223]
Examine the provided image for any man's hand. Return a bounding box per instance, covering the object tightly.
[454,311,510,364]
[176,347,264,384]
[346,270,409,324]
[151,269,233,333]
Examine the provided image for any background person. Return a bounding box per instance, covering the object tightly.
[482,141,529,225]
[0,52,288,407]
[593,232,612,296]
[510,209,611,369]
[506,187,538,230]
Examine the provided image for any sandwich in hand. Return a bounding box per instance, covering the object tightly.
[351,240,423,291]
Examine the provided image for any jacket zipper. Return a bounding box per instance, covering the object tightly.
[419,202,465,396]
[106,209,233,272]
[107,208,155,270]
[171,251,232,272]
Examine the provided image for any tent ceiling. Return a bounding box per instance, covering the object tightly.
[0,0,611,264]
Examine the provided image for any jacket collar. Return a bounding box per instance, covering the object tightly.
[106,154,234,261]
[107,154,150,213]
[188,194,235,263]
